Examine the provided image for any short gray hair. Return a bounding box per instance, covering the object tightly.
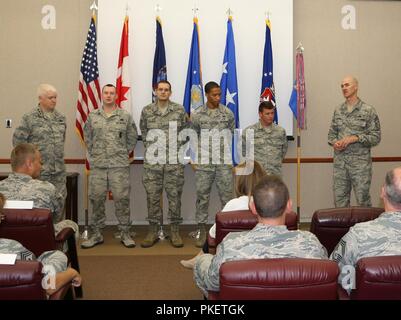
[253,175,289,218]
[37,83,57,97]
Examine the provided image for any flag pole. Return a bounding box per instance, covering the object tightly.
[295,42,304,227]
[82,1,98,240]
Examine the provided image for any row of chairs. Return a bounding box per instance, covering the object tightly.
[2,206,400,299]
[0,208,82,300]
[207,207,401,300]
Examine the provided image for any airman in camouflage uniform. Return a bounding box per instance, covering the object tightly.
[194,175,327,297]
[191,82,235,248]
[242,101,287,176]
[0,144,78,236]
[13,84,67,217]
[0,238,68,273]
[328,76,381,207]
[140,81,188,248]
[330,167,401,292]
[82,84,138,249]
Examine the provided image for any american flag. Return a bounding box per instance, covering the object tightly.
[75,16,101,171]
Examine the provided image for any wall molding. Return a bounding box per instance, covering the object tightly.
[1,157,400,165]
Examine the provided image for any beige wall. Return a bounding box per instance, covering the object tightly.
[1,0,400,224]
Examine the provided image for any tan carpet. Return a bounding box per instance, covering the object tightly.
[78,255,203,300]
[77,225,205,257]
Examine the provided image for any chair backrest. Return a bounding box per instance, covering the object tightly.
[350,255,401,300]
[209,258,339,300]
[310,207,384,255]
[0,208,57,257]
[215,210,297,246]
[0,260,47,300]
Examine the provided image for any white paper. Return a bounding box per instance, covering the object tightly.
[0,253,17,265]
[3,200,34,209]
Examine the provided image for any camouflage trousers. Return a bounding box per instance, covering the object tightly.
[142,165,184,225]
[333,153,372,207]
[193,253,214,298]
[195,164,234,224]
[89,167,131,233]
[41,171,67,223]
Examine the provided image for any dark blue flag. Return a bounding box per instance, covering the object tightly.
[183,17,204,115]
[220,16,239,128]
[260,19,278,124]
[152,17,167,101]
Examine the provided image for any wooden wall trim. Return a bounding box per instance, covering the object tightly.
[1,157,400,165]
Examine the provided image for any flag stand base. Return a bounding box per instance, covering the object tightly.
[158,225,168,241]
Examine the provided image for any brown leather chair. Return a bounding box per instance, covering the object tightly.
[0,261,71,300]
[208,258,339,300]
[215,210,298,246]
[349,255,401,300]
[0,208,82,298]
[310,207,384,255]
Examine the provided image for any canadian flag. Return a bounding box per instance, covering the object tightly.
[116,15,133,115]
[113,15,133,200]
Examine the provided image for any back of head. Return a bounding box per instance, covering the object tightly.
[234,161,267,197]
[11,143,38,172]
[384,167,401,210]
[253,175,289,218]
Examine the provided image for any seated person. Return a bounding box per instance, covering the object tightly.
[193,175,328,298]
[0,143,78,237]
[181,160,266,269]
[0,193,81,296]
[330,167,401,291]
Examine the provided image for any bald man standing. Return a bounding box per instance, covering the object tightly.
[328,76,381,207]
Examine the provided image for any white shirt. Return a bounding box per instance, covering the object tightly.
[209,195,250,238]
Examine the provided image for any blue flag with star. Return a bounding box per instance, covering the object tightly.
[183,17,204,115]
[220,16,239,165]
[220,16,239,128]
[260,19,278,124]
[289,80,297,118]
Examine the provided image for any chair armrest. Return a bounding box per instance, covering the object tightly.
[0,261,47,300]
[55,227,75,243]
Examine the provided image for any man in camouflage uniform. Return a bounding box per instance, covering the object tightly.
[191,81,235,248]
[242,101,287,176]
[13,84,67,222]
[331,167,401,293]
[81,84,138,249]
[140,81,188,248]
[194,175,327,297]
[328,76,381,207]
[0,144,78,236]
